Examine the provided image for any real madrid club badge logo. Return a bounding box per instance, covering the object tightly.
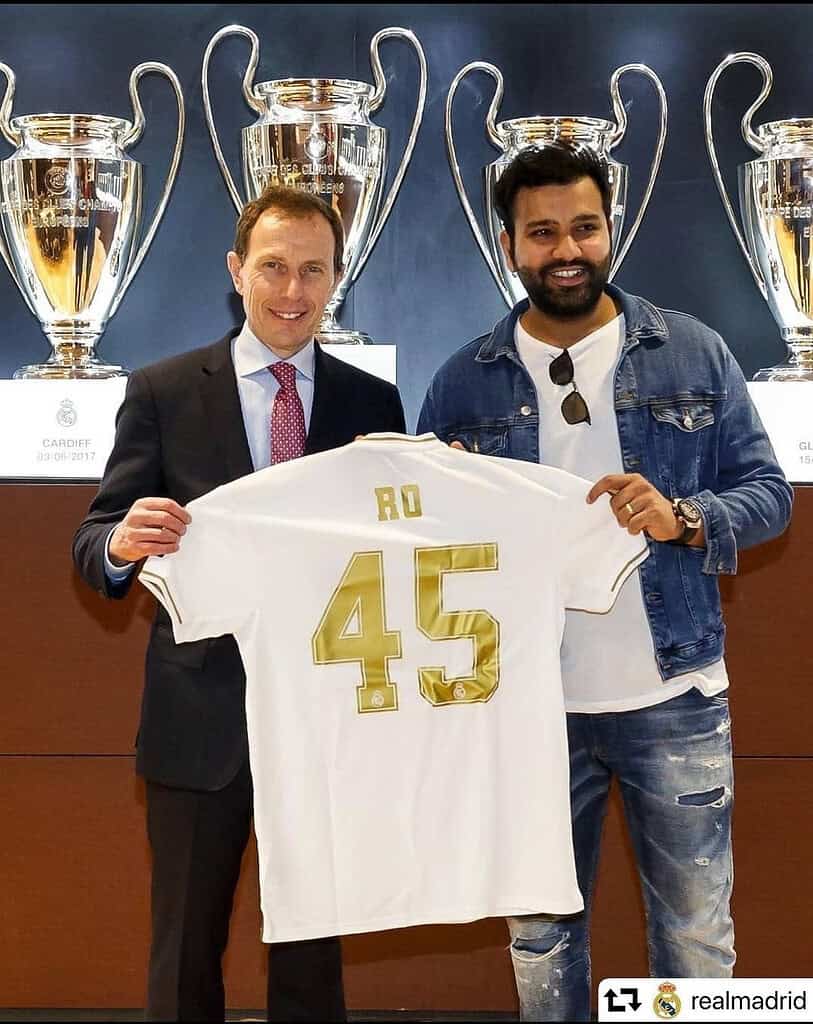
[57,398,77,429]
[45,165,69,196]
[653,981,682,1019]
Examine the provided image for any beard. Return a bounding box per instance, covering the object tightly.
[515,253,611,319]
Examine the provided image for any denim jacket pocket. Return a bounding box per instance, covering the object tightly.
[649,399,717,493]
[447,425,508,456]
[651,401,716,433]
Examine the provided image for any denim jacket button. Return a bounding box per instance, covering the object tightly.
[683,413,693,428]
[717,562,725,572]
[520,405,533,416]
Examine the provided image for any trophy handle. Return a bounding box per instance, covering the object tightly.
[607,64,668,278]
[0,60,35,314]
[0,61,19,146]
[703,52,771,299]
[112,62,185,315]
[351,26,428,284]
[445,61,513,307]
[202,24,264,213]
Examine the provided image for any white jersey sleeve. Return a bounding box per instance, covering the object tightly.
[554,475,649,613]
[138,487,257,643]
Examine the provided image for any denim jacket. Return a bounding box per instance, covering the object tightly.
[417,285,793,681]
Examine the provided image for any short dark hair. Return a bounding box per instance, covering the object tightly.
[494,143,613,246]
[233,184,345,276]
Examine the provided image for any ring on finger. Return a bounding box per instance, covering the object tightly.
[625,501,634,515]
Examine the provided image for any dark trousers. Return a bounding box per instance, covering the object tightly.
[145,762,346,1022]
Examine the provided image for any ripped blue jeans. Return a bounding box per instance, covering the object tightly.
[508,688,735,1022]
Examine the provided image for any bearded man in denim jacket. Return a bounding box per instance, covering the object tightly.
[418,143,792,1022]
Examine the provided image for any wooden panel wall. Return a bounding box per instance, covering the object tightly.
[2,485,811,1010]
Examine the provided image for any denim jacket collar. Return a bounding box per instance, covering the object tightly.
[475,284,670,364]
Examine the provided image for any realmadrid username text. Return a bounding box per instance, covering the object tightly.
[690,989,807,1013]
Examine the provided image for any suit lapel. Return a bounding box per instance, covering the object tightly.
[305,342,341,455]
[199,332,255,484]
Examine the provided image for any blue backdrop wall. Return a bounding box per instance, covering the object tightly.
[1,3,809,426]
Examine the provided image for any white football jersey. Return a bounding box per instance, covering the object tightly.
[139,432,648,942]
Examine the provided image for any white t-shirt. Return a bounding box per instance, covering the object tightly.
[515,314,728,713]
[139,433,647,941]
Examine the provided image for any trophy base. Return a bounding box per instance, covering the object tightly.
[14,361,128,381]
[753,352,813,382]
[752,365,813,382]
[14,334,128,379]
[316,327,373,346]
[756,337,813,381]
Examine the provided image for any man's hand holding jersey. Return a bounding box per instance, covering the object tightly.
[588,473,705,546]
[109,498,192,565]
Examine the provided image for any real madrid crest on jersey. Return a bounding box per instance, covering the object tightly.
[653,981,682,1018]
[56,398,77,428]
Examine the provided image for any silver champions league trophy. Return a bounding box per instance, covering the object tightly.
[202,24,427,345]
[445,63,667,308]
[705,53,813,381]
[0,61,184,378]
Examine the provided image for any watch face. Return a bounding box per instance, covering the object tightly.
[677,499,703,528]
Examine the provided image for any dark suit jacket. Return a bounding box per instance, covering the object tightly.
[72,329,406,790]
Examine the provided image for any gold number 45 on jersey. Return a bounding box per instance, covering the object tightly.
[312,545,500,713]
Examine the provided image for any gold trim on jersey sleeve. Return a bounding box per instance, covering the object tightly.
[566,544,649,613]
[140,569,184,625]
[611,546,649,593]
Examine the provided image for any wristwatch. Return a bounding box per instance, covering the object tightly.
[671,497,703,544]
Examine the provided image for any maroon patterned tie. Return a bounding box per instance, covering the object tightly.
[269,361,307,465]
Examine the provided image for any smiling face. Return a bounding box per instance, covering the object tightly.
[226,209,337,358]
[500,176,612,320]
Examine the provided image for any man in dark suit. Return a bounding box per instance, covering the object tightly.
[72,185,406,1022]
